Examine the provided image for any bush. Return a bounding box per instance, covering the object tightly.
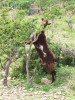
[29,48,47,77]
[48,42,75,66]
[44,5,62,21]
[65,4,75,11]
[48,42,61,58]
[10,57,26,78]
[10,48,47,79]
[1,1,8,7]
[61,46,75,66]
[35,0,56,9]
[3,0,33,10]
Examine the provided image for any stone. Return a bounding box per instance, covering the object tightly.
[54,95,59,99]
[34,92,38,95]
[41,78,51,84]
[29,93,33,96]
[29,88,33,91]
[57,92,62,95]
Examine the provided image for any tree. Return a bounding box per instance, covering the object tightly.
[43,5,62,36]
[35,0,56,11]
[44,5,62,23]
[65,3,75,31]
[0,11,38,85]
[0,17,20,85]
[20,18,37,83]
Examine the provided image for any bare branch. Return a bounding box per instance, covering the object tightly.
[24,43,28,59]
[2,60,8,70]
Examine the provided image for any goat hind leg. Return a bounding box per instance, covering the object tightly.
[51,71,55,83]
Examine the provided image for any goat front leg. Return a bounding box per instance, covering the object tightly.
[24,41,31,45]
[40,59,46,66]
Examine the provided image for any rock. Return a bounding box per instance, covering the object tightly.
[24,93,29,96]
[4,92,8,94]
[41,78,51,84]
[13,77,16,80]
[21,81,25,84]
[57,92,62,95]
[29,88,33,91]
[39,91,46,94]
[13,88,18,93]
[2,73,6,76]
[34,92,38,95]
[0,92,3,96]
[1,79,4,82]
[29,93,33,96]
[40,98,47,100]
[61,96,65,100]
[54,95,59,99]
[8,77,11,80]
[44,95,48,97]
[23,90,27,92]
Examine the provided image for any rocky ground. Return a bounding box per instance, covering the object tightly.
[0,67,75,100]
[0,77,75,100]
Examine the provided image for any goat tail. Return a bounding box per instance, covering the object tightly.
[55,56,61,62]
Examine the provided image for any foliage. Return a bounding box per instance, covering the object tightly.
[29,48,47,76]
[10,57,26,78]
[1,0,33,10]
[35,0,56,9]
[24,65,75,92]
[0,65,75,99]
[25,82,34,90]
[48,42,61,57]
[0,0,75,86]
[43,5,62,24]
[19,18,37,41]
[65,4,75,11]
[0,9,37,56]
[0,18,18,56]
[61,46,75,66]
[65,1,75,16]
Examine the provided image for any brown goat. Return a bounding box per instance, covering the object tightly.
[25,31,60,83]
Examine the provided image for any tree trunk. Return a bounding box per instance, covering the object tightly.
[24,32,37,83]
[3,60,11,86]
[52,18,54,25]
[51,18,54,37]
[24,44,32,84]
[2,60,8,70]
[68,22,72,32]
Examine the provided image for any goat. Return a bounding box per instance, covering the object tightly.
[25,31,60,83]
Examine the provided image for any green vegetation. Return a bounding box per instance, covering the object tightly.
[0,0,75,99]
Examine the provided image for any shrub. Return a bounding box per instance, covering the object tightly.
[61,46,75,66]
[65,4,75,11]
[1,1,8,7]
[44,5,62,22]
[4,0,33,10]
[10,57,26,78]
[29,48,47,77]
[35,0,56,9]
[48,42,61,58]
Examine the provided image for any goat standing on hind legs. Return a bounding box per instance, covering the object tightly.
[34,31,60,83]
[25,31,60,83]
[25,18,60,83]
